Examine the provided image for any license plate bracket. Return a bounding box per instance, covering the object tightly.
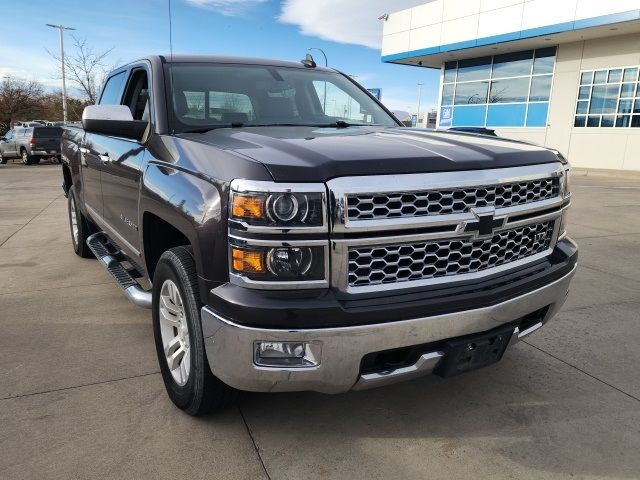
[434,324,514,378]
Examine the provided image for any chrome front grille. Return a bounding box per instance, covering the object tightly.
[348,221,554,287]
[328,164,568,294]
[346,177,559,221]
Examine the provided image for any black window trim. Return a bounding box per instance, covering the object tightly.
[120,62,155,127]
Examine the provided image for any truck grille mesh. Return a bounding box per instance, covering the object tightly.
[348,221,554,287]
[346,178,559,221]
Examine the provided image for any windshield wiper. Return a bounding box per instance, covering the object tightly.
[315,121,389,128]
[181,122,246,134]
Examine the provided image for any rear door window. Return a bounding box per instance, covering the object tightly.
[33,127,63,137]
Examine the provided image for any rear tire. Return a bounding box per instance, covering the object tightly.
[21,149,32,165]
[0,153,6,164]
[67,188,93,258]
[152,247,237,416]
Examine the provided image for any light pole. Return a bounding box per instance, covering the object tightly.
[308,48,328,111]
[46,23,76,123]
[416,83,423,128]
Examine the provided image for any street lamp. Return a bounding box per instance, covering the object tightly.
[416,83,424,128]
[46,23,76,123]
[308,47,328,112]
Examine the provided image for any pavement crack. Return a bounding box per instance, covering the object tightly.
[579,263,640,285]
[238,404,272,480]
[0,193,63,248]
[0,281,113,297]
[0,371,160,401]
[562,299,640,314]
[522,341,640,403]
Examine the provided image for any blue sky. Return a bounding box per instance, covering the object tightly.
[0,0,440,113]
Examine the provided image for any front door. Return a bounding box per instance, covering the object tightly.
[100,66,151,259]
[4,130,17,156]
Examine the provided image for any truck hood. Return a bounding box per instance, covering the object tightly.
[181,126,560,182]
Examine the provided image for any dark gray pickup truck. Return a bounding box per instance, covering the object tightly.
[61,54,577,416]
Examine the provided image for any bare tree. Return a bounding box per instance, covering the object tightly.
[48,35,114,104]
[0,77,44,134]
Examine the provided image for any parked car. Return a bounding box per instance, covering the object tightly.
[0,126,63,165]
[61,55,577,416]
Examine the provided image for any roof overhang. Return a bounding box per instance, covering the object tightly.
[383,12,640,69]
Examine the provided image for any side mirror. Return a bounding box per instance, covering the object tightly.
[82,105,148,141]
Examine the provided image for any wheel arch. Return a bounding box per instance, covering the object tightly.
[142,211,195,281]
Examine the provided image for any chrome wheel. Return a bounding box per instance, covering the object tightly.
[21,150,28,164]
[69,195,79,246]
[159,279,190,386]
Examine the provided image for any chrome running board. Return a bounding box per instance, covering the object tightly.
[86,232,152,309]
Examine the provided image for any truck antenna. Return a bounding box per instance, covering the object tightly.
[168,0,175,134]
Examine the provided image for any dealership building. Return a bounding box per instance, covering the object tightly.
[382,1,640,171]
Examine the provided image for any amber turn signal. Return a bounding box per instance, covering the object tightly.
[231,193,265,220]
[232,247,266,273]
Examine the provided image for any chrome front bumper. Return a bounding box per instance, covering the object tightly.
[201,265,576,394]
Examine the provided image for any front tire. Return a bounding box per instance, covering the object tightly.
[0,152,6,164]
[152,247,237,416]
[67,188,93,258]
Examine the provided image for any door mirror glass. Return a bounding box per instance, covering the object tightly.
[82,105,148,141]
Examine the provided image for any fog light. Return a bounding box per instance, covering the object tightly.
[254,341,320,368]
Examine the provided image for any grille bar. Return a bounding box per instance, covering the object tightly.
[348,221,554,287]
[347,178,560,221]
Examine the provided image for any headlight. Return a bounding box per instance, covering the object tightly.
[228,180,329,289]
[230,180,326,229]
[230,243,327,283]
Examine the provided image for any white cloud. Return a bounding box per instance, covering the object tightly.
[278,0,426,49]
[185,0,267,16]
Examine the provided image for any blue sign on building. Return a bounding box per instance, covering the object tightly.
[439,107,452,127]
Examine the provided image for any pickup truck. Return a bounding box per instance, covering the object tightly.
[0,125,63,165]
[61,54,577,416]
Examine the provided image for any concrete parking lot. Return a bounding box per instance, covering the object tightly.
[1,162,639,480]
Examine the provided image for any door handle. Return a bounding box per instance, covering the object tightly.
[99,153,111,165]
[79,147,90,154]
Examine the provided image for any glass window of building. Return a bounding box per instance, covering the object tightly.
[440,47,556,128]
[574,65,640,128]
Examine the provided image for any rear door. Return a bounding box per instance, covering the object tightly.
[14,128,27,156]
[81,69,128,220]
[98,65,151,259]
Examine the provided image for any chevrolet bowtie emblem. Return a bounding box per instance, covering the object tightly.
[460,207,506,239]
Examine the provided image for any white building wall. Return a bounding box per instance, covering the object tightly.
[493,32,640,171]
[383,0,640,57]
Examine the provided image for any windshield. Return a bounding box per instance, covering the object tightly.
[166,63,398,133]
